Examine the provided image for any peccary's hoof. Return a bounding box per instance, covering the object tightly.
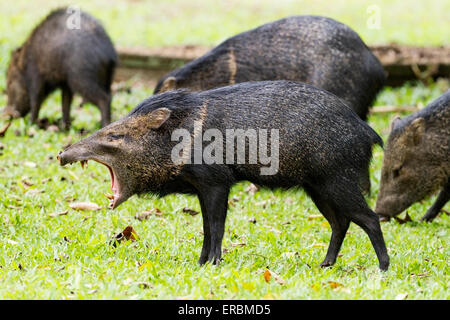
[320,260,335,268]
[420,216,434,223]
[379,261,390,272]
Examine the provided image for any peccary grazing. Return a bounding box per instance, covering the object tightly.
[58,81,389,270]
[154,15,386,121]
[4,8,117,129]
[376,91,450,222]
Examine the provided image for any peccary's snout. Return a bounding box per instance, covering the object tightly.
[57,142,91,166]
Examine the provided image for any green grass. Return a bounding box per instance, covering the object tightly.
[0,0,449,300]
[0,0,449,50]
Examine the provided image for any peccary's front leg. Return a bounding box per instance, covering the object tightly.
[421,182,449,222]
[197,186,230,265]
[197,193,211,265]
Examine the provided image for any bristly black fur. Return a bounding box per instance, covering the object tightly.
[154,15,386,121]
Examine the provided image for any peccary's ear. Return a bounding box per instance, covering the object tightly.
[12,46,26,69]
[407,117,425,145]
[389,116,401,132]
[160,77,177,93]
[149,107,172,129]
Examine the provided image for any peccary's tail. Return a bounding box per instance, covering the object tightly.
[367,125,384,148]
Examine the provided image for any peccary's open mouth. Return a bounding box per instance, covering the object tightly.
[57,152,124,209]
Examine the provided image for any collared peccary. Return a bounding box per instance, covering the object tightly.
[58,81,389,270]
[3,8,117,129]
[376,91,449,222]
[154,15,386,121]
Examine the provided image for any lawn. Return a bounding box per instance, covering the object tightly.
[0,0,448,300]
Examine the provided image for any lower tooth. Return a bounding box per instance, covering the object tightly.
[105,193,114,200]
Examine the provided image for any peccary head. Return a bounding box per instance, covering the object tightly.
[57,105,177,209]
[376,116,439,218]
[4,47,29,118]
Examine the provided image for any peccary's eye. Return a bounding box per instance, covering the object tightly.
[108,134,125,141]
[393,166,402,178]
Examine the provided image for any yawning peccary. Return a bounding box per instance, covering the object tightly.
[58,81,389,270]
[376,91,449,222]
[4,8,117,129]
[154,15,386,121]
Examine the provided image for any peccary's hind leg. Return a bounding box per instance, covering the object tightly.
[98,95,112,128]
[332,183,389,271]
[197,186,230,265]
[307,187,350,267]
[421,182,449,222]
[29,75,45,125]
[77,83,111,127]
[61,85,73,130]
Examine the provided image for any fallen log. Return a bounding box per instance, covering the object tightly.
[115,44,450,87]
[370,105,419,113]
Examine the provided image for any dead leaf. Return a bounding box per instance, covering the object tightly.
[136,282,153,289]
[69,202,101,211]
[111,225,139,247]
[24,161,37,168]
[263,269,272,283]
[21,179,34,187]
[7,239,18,245]
[135,208,162,221]
[395,293,408,300]
[26,189,44,195]
[230,242,246,247]
[245,183,259,195]
[308,215,323,220]
[255,200,268,207]
[228,196,241,206]
[47,125,59,133]
[264,269,285,285]
[0,121,11,137]
[411,272,430,278]
[328,281,344,289]
[48,210,69,217]
[182,207,199,216]
[248,217,257,224]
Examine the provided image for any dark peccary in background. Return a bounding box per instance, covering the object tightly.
[376,91,449,222]
[3,8,117,129]
[58,81,389,270]
[154,15,386,121]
